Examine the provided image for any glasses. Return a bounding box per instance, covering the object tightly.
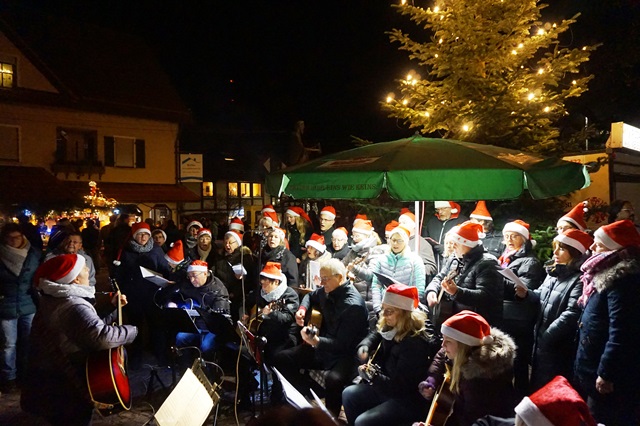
[382,307,398,316]
[188,272,204,280]
[319,274,337,283]
[390,238,405,244]
[504,233,521,241]
[331,237,346,242]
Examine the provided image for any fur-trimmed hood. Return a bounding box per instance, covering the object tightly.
[593,256,640,293]
[461,328,516,380]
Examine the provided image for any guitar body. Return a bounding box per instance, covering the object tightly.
[86,346,131,412]
[425,371,455,426]
[304,309,323,339]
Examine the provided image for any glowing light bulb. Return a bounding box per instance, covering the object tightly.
[433,6,440,12]
[518,43,524,48]
[424,111,430,117]
[538,68,544,74]
[402,99,409,105]
[386,96,393,103]
[462,124,470,132]
[439,38,443,44]
[401,0,407,4]
[537,29,545,35]
[544,106,550,112]
[528,93,535,100]
[407,74,413,81]
[435,53,439,58]
[582,46,587,51]
[511,50,518,55]
[572,80,577,85]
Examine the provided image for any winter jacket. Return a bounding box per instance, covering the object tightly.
[0,244,41,319]
[425,329,517,426]
[526,262,584,390]
[426,245,503,326]
[422,214,468,268]
[480,230,503,260]
[285,223,312,261]
[299,282,368,369]
[214,246,256,302]
[331,243,349,261]
[370,248,426,313]
[409,235,437,279]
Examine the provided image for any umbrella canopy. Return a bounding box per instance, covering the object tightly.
[266,136,590,201]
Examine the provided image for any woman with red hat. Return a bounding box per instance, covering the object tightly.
[417,310,517,426]
[298,233,331,288]
[21,254,137,425]
[573,220,640,425]
[260,227,298,288]
[514,229,593,392]
[284,206,313,263]
[342,283,437,426]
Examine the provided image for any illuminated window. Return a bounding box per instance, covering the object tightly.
[0,125,19,161]
[252,183,262,197]
[228,182,238,197]
[0,61,15,89]
[240,183,251,198]
[229,182,262,198]
[202,182,214,197]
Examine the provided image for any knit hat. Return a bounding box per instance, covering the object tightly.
[186,221,203,231]
[197,228,213,240]
[503,219,531,240]
[441,310,494,346]
[352,219,374,235]
[434,201,458,214]
[385,220,400,238]
[515,376,596,426]
[187,260,208,273]
[382,283,419,311]
[332,227,348,240]
[558,202,588,231]
[260,261,286,282]
[229,217,244,233]
[305,233,326,253]
[470,201,492,221]
[449,221,484,247]
[554,229,593,254]
[224,230,242,247]
[132,222,151,238]
[593,219,640,250]
[151,229,167,241]
[285,206,312,224]
[390,225,411,243]
[320,206,336,220]
[35,253,86,285]
[165,240,185,265]
[262,204,276,214]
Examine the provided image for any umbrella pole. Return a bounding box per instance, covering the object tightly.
[414,200,420,253]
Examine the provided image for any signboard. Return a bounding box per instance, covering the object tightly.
[180,154,203,182]
[606,122,640,152]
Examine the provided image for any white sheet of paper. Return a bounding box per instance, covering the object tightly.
[155,367,214,426]
[499,268,528,290]
[310,388,335,422]
[272,367,311,409]
[308,260,321,290]
[140,266,170,288]
[231,263,247,276]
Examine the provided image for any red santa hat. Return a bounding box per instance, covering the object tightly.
[225,230,243,247]
[320,206,336,220]
[515,375,596,426]
[593,219,640,250]
[441,310,494,346]
[434,201,459,214]
[229,217,245,233]
[261,211,279,227]
[352,219,374,236]
[382,283,419,311]
[390,225,411,243]
[260,261,286,282]
[197,228,212,239]
[151,228,167,241]
[558,201,588,231]
[399,208,416,228]
[332,227,348,240]
[554,229,593,254]
[165,240,185,265]
[503,219,531,240]
[285,206,311,224]
[35,253,86,285]
[449,221,484,247]
[469,201,492,221]
[271,226,286,241]
[262,204,276,214]
[305,233,326,253]
[385,220,400,237]
[186,220,203,231]
[187,259,208,273]
[132,222,152,238]
[353,214,368,225]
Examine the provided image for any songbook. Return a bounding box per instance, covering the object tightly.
[140,266,171,288]
[154,367,215,425]
[308,260,321,290]
[272,367,311,409]
[372,271,401,288]
[231,263,247,276]
[499,268,528,290]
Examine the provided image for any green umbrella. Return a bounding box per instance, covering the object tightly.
[266,135,589,201]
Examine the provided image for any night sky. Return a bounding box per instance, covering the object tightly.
[16,0,640,152]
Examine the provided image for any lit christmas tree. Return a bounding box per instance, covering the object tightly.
[383,0,599,151]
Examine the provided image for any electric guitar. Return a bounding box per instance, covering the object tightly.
[86,279,131,413]
[425,367,455,426]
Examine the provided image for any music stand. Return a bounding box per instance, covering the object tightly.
[237,321,269,415]
[163,308,200,335]
[195,307,238,346]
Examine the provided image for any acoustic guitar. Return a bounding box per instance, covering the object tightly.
[424,367,455,426]
[430,260,461,332]
[247,298,287,335]
[86,279,131,413]
[304,308,323,338]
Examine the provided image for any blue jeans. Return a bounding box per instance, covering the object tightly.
[175,331,217,360]
[1,313,34,382]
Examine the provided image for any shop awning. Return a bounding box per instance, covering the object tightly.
[65,181,200,203]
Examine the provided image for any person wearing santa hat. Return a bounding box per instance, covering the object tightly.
[422,201,468,270]
[260,227,298,288]
[370,225,426,316]
[151,228,169,253]
[214,230,256,322]
[284,206,313,263]
[299,233,332,288]
[229,217,245,234]
[573,219,640,425]
[398,209,437,280]
[425,222,503,327]
[557,201,589,233]
[514,229,593,392]
[417,311,517,426]
[469,201,503,259]
[182,220,203,261]
[318,206,337,252]
[498,219,545,394]
[194,228,218,266]
[342,283,438,425]
[330,227,350,261]
[21,254,137,425]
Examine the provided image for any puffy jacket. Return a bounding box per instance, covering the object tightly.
[0,245,41,319]
[370,248,425,313]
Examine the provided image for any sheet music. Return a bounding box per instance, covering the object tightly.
[499,268,528,290]
[308,260,321,289]
[272,367,311,409]
[155,368,214,426]
[140,266,171,288]
[231,263,247,276]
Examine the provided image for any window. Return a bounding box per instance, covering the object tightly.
[228,182,262,198]
[104,136,145,168]
[202,182,214,197]
[0,60,15,89]
[55,128,98,163]
[0,125,19,161]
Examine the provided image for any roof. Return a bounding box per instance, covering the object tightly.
[0,166,79,208]
[0,7,191,123]
[65,181,200,203]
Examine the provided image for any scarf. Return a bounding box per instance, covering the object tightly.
[578,250,616,307]
[198,245,212,261]
[39,279,96,299]
[498,249,517,268]
[185,235,197,249]
[0,237,31,276]
[380,326,398,341]
[128,238,154,254]
[261,279,288,302]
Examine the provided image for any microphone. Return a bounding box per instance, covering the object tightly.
[171,346,183,356]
